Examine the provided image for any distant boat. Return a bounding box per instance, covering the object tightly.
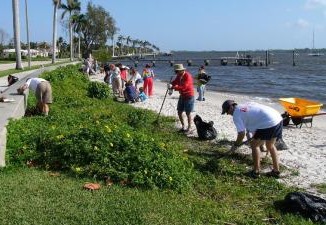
[308,29,324,56]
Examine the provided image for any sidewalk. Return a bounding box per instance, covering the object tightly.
[0,59,68,72]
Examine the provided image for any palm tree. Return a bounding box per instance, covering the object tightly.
[111,29,118,57]
[60,0,81,61]
[117,35,124,56]
[126,36,132,54]
[57,36,64,57]
[71,13,86,59]
[52,0,61,64]
[12,0,23,69]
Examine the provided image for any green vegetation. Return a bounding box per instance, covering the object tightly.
[2,65,315,224]
[312,183,326,194]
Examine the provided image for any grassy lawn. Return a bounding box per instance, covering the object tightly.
[1,65,316,224]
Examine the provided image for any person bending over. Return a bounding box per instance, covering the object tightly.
[18,77,52,116]
[221,100,283,178]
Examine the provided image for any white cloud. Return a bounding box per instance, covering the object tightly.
[295,19,310,28]
[304,0,326,10]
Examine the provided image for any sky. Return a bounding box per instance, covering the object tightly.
[1,0,326,52]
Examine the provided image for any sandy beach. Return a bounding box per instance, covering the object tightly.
[90,73,326,198]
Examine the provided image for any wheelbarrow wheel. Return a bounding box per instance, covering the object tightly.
[291,117,303,126]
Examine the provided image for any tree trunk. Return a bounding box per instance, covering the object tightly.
[78,33,81,59]
[52,1,58,64]
[12,0,23,69]
[25,0,31,68]
[69,20,73,61]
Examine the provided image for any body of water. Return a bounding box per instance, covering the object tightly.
[118,50,326,108]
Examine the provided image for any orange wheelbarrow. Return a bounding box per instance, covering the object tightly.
[279,98,325,128]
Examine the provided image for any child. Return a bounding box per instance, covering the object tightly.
[137,87,148,102]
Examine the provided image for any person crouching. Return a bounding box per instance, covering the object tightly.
[123,80,138,103]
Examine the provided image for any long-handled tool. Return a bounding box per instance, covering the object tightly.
[154,76,173,124]
[216,138,252,159]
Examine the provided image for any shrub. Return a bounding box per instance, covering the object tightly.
[6,65,195,192]
[87,81,112,99]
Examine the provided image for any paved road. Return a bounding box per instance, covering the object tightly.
[0,59,69,71]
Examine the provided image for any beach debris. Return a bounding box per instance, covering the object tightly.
[48,172,61,177]
[83,182,101,190]
[0,96,15,103]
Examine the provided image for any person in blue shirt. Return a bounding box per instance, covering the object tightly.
[137,87,148,102]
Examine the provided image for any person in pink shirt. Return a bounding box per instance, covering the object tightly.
[118,64,129,90]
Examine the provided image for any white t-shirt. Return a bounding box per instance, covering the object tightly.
[233,102,282,133]
[25,78,47,92]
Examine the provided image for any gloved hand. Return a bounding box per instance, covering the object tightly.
[167,83,173,89]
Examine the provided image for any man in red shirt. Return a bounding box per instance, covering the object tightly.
[169,64,195,132]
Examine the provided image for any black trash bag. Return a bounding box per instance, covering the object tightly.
[275,138,288,150]
[194,115,217,140]
[8,75,19,86]
[281,112,291,126]
[275,192,326,223]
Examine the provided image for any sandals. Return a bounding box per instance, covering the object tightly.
[178,128,186,133]
[247,170,261,179]
[266,169,281,178]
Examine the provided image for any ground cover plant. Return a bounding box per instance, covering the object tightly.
[2,65,316,224]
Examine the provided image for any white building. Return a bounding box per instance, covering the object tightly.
[1,48,51,58]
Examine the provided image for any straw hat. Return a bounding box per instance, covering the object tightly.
[174,64,186,71]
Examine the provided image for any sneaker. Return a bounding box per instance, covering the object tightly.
[178,128,186,133]
[246,170,260,179]
[266,169,281,178]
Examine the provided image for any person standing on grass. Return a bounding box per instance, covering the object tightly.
[17,77,52,116]
[142,64,155,97]
[168,64,195,133]
[221,100,283,178]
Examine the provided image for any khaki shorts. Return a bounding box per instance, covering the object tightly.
[36,81,52,104]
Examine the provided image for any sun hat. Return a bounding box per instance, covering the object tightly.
[221,100,236,114]
[174,64,186,71]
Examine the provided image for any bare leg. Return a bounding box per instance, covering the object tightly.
[265,138,279,172]
[43,103,49,116]
[37,102,43,114]
[186,112,192,130]
[250,139,265,172]
[178,111,185,129]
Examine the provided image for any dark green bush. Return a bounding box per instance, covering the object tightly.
[87,81,112,99]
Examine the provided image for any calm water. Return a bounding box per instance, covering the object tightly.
[118,50,326,107]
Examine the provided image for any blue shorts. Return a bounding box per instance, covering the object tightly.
[177,96,194,113]
[253,121,283,141]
